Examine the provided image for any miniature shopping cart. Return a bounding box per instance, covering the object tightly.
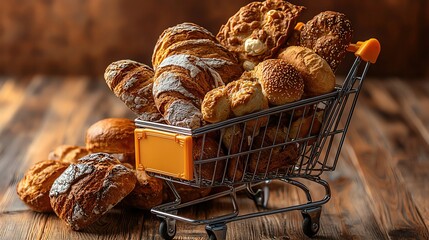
[134,38,381,239]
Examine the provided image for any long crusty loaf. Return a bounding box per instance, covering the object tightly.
[104,60,164,122]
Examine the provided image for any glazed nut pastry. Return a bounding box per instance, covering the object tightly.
[49,153,136,230]
[48,145,89,164]
[300,11,353,71]
[121,170,163,210]
[252,59,305,105]
[16,160,69,212]
[278,46,335,96]
[217,0,305,70]
[104,60,164,122]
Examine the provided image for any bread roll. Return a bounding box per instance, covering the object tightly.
[252,59,304,105]
[104,60,164,122]
[201,85,231,123]
[217,0,305,70]
[300,11,353,71]
[48,145,89,164]
[121,170,163,210]
[193,136,226,182]
[278,46,335,96]
[287,110,323,140]
[49,153,136,230]
[248,125,299,174]
[221,125,247,181]
[17,160,69,212]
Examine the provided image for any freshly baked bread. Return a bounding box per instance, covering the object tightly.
[49,153,136,230]
[153,54,218,129]
[287,110,323,140]
[278,46,335,96]
[48,145,89,164]
[248,125,299,174]
[153,23,243,84]
[300,11,353,71]
[193,136,226,182]
[217,0,305,70]
[152,22,218,69]
[104,60,164,122]
[86,118,135,154]
[121,170,163,210]
[221,125,247,181]
[252,59,304,105]
[17,160,69,212]
[163,183,212,203]
[201,85,231,123]
[226,80,269,117]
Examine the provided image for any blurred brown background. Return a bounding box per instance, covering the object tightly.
[1,0,428,78]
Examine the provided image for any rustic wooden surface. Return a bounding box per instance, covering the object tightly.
[0,76,428,239]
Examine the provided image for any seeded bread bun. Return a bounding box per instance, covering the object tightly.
[300,11,353,71]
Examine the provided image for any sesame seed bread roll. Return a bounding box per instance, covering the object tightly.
[278,46,335,96]
[253,59,304,105]
[300,11,353,71]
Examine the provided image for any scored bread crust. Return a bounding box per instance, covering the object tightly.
[104,60,164,122]
[300,11,353,71]
[49,153,136,231]
[217,0,305,70]
[278,46,335,96]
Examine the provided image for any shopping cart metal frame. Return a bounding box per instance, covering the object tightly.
[134,39,380,240]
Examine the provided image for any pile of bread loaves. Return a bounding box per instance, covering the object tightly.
[16,0,353,231]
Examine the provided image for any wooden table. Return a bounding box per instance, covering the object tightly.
[0,76,428,239]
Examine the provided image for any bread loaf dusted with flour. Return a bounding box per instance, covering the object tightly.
[104,60,164,122]
[152,23,243,129]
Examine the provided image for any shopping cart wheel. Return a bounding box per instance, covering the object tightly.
[301,207,322,237]
[246,182,270,208]
[206,224,227,240]
[159,218,176,240]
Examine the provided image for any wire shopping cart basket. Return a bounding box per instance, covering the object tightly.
[134,38,381,239]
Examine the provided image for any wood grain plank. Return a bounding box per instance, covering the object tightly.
[345,80,429,239]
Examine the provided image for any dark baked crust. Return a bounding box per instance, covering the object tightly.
[49,153,136,230]
[300,11,353,71]
[121,170,163,210]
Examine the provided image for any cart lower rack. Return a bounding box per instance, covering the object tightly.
[134,38,381,239]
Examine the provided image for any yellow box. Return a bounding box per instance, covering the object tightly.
[134,128,193,180]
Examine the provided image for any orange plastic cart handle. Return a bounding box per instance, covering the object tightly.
[347,38,381,64]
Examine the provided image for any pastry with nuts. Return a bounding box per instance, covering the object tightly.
[217,0,305,70]
[16,160,70,213]
[49,153,136,230]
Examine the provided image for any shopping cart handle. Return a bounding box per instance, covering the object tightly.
[347,38,381,64]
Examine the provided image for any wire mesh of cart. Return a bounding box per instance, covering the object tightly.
[134,38,381,240]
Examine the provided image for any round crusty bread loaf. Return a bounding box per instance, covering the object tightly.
[85,118,135,154]
[121,170,163,210]
[49,153,136,230]
[193,136,226,182]
[104,60,164,122]
[278,46,335,96]
[300,11,353,71]
[217,0,305,70]
[17,160,69,213]
[253,59,304,105]
[48,145,89,164]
